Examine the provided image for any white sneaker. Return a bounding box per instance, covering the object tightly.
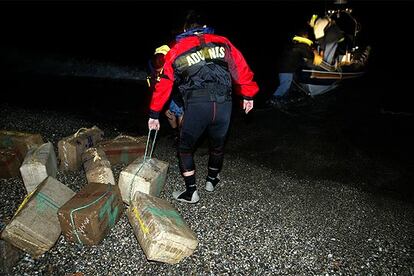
[205,177,221,192]
[172,190,199,203]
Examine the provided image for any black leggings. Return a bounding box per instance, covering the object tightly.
[179,101,232,174]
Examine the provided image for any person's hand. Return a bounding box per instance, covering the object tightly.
[165,109,177,129]
[165,109,174,120]
[148,118,160,130]
[243,99,254,114]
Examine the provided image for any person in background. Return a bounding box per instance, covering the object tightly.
[267,27,322,108]
[309,14,344,65]
[147,44,170,92]
[147,44,184,140]
[310,12,371,70]
[147,10,259,203]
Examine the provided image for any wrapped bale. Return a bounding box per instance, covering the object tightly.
[20,142,58,194]
[82,148,115,185]
[0,239,22,275]
[0,130,44,160]
[58,126,104,172]
[1,177,75,258]
[118,156,169,204]
[127,192,198,264]
[58,183,123,245]
[0,148,21,179]
[97,135,146,166]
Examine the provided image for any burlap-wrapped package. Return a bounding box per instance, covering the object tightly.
[0,148,21,179]
[97,135,146,166]
[0,130,44,160]
[58,183,123,245]
[127,192,198,264]
[118,156,169,204]
[1,177,75,258]
[82,148,115,185]
[20,142,58,193]
[58,126,104,171]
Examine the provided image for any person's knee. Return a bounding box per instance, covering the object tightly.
[179,131,197,150]
[178,140,192,154]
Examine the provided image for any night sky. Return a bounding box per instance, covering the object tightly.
[1,1,412,113]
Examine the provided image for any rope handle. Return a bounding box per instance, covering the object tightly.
[73,127,89,137]
[143,129,158,162]
[127,129,158,204]
[86,148,102,162]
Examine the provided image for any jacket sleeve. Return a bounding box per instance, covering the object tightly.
[148,52,175,119]
[226,40,259,100]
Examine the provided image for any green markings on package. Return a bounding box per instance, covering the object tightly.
[70,189,111,246]
[146,207,184,226]
[36,192,59,212]
[120,149,129,164]
[98,194,119,227]
[154,174,165,197]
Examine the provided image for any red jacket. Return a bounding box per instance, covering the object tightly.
[149,30,259,119]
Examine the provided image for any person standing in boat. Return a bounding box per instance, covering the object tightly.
[309,14,345,65]
[266,28,322,108]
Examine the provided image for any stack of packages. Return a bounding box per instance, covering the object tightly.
[0,130,44,179]
[1,177,75,258]
[1,126,129,269]
[1,131,55,268]
[97,135,146,166]
[58,126,104,171]
[118,131,198,264]
[55,127,123,246]
[1,127,199,266]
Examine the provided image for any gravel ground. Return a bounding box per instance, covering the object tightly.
[1,104,413,275]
